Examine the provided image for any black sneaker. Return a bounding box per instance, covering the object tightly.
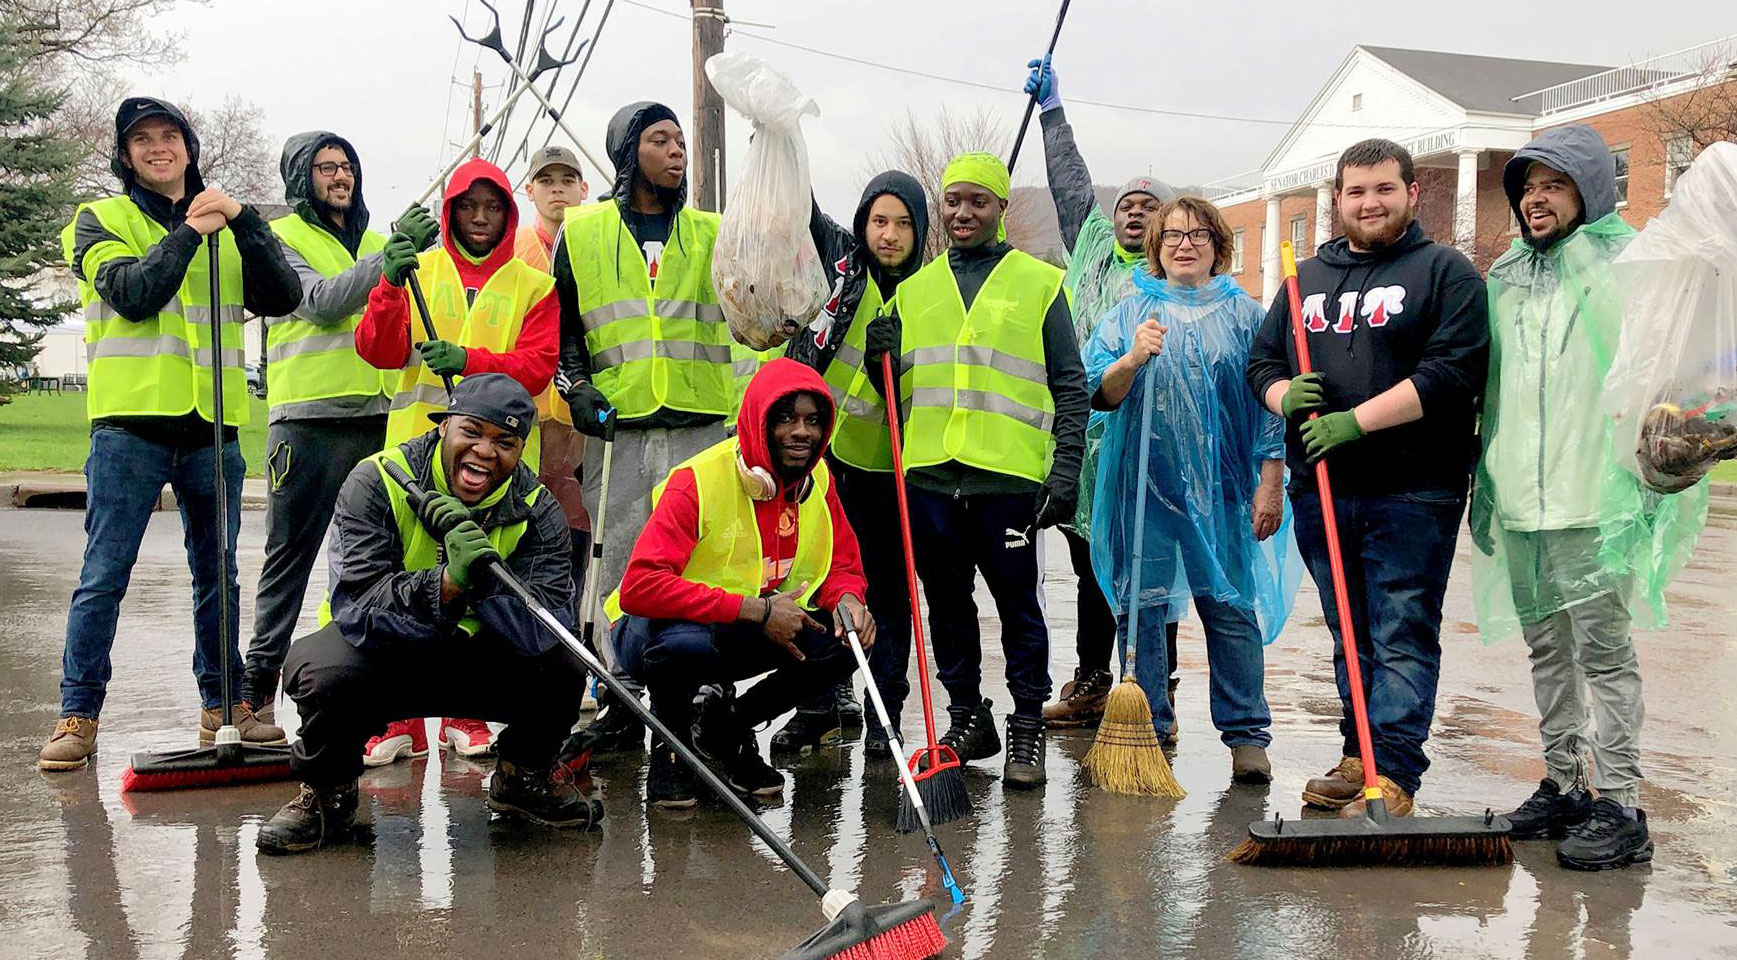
[836,684,864,731]
[647,739,699,810]
[256,781,359,854]
[1557,797,1653,870]
[770,707,842,756]
[1003,714,1046,788]
[863,707,901,760]
[939,698,1000,763]
[579,691,646,754]
[690,684,740,763]
[488,760,601,828]
[1506,778,1593,840]
[725,738,785,797]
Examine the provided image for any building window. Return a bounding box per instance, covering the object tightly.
[1665,136,1694,198]
[1232,229,1245,273]
[1611,145,1630,206]
[1290,215,1308,253]
[1351,93,1363,112]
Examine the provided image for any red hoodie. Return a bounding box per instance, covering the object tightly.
[618,359,868,623]
[355,158,559,393]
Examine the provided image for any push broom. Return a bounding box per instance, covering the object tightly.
[121,233,296,791]
[1229,241,1511,867]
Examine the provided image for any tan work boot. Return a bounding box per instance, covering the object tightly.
[1338,775,1414,819]
[1042,669,1113,728]
[40,716,99,771]
[1230,744,1272,784]
[1301,755,1363,809]
[200,703,287,746]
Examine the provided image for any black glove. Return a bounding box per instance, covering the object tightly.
[563,380,616,439]
[1034,484,1078,531]
[863,312,901,367]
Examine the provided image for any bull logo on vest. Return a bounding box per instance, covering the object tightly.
[1300,285,1408,334]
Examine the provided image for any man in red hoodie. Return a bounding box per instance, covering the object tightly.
[608,359,874,809]
[353,157,559,762]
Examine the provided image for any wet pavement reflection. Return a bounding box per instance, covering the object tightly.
[1,507,1734,958]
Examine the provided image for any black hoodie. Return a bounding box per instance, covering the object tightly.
[1245,219,1489,494]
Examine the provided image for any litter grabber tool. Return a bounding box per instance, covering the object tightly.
[574,405,617,654]
[1005,0,1073,176]
[378,460,946,960]
[1230,241,1511,867]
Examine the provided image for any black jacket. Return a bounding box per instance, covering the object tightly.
[1245,220,1490,494]
[326,431,575,655]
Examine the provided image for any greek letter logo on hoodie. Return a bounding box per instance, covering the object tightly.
[1301,286,1408,334]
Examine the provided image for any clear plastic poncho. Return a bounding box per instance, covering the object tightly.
[1063,208,1142,538]
[1084,272,1301,642]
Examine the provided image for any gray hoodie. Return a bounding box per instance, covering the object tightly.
[1503,124,1619,247]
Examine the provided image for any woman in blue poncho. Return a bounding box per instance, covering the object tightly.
[1084,195,1301,784]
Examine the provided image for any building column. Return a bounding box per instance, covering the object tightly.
[1313,183,1333,254]
[1261,194,1282,304]
[1454,149,1479,258]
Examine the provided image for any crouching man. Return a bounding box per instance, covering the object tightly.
[257,374,595,854]
[607,359,875,809]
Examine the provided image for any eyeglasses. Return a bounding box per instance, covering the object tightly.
[1159,228,1214,248]
[312,161,354,177]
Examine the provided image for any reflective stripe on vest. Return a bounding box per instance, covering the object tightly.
[266,215,389,410]
[894,250,1064,483]
[725,343,785,428]
[822,278,895,471]
[604,438,832,621]
[63,196,249,426]
[563,201,731,419]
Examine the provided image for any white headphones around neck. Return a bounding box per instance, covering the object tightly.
[736,448,814,503]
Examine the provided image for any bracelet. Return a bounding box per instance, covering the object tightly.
[759,597,773,627]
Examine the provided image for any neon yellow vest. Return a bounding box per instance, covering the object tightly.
[62,196,248,426]
[563,201,731,419]
[822,278,895,471]
[605,438,833,620]
[266,215,388,412]
[726,344,786,428]
[895,250,1064,483]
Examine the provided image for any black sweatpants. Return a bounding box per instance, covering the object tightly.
[284,623,585,788]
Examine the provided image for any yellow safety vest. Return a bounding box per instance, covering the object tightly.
[62,196,248,426]
[822,279,895,471]
[266,215,389,413]
[895,250,1065,483]
[605,437,833,620]
[726,343,786,428]
[563,200,732,419]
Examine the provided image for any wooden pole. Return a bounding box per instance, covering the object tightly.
[471,69,485,158]
[691,0,726,212]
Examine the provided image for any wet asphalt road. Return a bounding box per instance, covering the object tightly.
[1,505,1734,960]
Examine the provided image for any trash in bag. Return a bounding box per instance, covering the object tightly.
[1605,141,1737,493]
[704,52,829,351]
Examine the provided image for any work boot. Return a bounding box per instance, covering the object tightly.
[1230,745,1273,784]
[200,703,287,746]
[487,760,601,828]
[1506,778,1593,840]
[39,716,99,772]
[1557,798,1653,870]
[646,738,698,810]
[364,718,429,766]
[863,707,900,760]
[835,684,864,731]
[1002,714,1046,789]
[769,707,842,756]
[1338,775,1414,819]
[939,698,1001,763]
[256,781,359,854]
[1041,668,1113,729]
[580,691,646,754]
[1301,756,1363,809]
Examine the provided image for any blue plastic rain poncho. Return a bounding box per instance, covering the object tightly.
[1085,271,1301,643]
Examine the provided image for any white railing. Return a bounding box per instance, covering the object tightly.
[1200,169,1261,202]
[1519,35,1737,116]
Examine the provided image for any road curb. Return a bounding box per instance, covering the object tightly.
[4,475,269,511]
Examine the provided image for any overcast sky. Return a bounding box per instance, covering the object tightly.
[119,0,1736,222]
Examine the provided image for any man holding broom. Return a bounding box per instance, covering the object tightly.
[1245,139,1488,817]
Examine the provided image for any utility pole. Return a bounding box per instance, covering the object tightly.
[691,0,726,212]
[472,69,485,158]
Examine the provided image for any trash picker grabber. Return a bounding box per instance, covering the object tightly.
[1005,0,1073,176]
[846,628,966,905]
[574,406,617,654]
[880,353,971,829]
[1230,241,1511,867]
[378,460,945,960]
[122,232,294,792]
[403,270,455,396]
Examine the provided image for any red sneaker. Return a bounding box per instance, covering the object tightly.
[364,718,429,767]
[439,718,495,757]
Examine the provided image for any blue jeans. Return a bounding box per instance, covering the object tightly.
[1289,486,1463,796]
[1123,594,1270,747]
[60,425,244,717]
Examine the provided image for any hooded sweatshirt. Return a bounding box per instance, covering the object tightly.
[354,158,558,394]
[1245,219,1490,494]
[616,358,867,623]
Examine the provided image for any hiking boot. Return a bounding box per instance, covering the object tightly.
[1506,778,1593,840]
[690,684,741,763]
[1042,669,1113,729]
[1339,775,1414,819]
[836,684,864,731]
[39,716,99,772]
[1230,745,1272,784]
[1302,756,1363,809]
[487,760,601,828]
[939,698,1001,763]
[580,692,646,755]
[725,737,786,797]
[200,703,286,746]
[769,707,842,756]
[364,718,429,766]
[1002,714,1046,789]
[257,782,359,854]
[1557,798,1652,870]
[863,708,900,760]
[646,739,698,810]
[439,718,495,757]
[554,734,596,796]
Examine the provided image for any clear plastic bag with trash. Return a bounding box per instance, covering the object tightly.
[704,52,829,351]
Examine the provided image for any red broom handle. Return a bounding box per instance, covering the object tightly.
[1279,241,1381,798]
[882,353,941,751]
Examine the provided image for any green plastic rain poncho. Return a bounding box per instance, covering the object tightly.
[1084,271,1301,641]
[1064,211,1144,537]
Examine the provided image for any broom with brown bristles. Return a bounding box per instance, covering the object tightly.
[1081,356,1184,799]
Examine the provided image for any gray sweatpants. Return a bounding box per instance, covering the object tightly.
[1521,588,1643,806]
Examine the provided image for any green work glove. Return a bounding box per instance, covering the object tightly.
[396,203,441,252]
[442,520,499,590]
[1281,372,1326,420]
[1298,410,1364,463]
[419,493,471,537]
[381,233,420,286]
[418,339,467,376]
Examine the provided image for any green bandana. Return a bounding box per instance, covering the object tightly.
[942,151,1011,242]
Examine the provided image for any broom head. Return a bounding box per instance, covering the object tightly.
[778,896,946,960]
[903,744,970,829]
[120,743,295,793]
[1229,809,1514,867]
[1081,676,1184,798]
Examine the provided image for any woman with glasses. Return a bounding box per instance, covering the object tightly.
[1083,196,1301,784]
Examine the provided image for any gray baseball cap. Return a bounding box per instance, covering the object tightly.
[527,145,583,181]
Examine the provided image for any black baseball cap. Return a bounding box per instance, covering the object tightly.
[429,373,537,440]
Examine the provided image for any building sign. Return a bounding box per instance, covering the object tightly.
[1264,126,1462,194]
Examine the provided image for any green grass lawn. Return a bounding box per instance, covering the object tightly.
[1713,460,1737,485]
[0,391,269,477]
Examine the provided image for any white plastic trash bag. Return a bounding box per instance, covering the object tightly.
[705,52,828,351]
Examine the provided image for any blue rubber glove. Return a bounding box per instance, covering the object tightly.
[1024,57,1061,112]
